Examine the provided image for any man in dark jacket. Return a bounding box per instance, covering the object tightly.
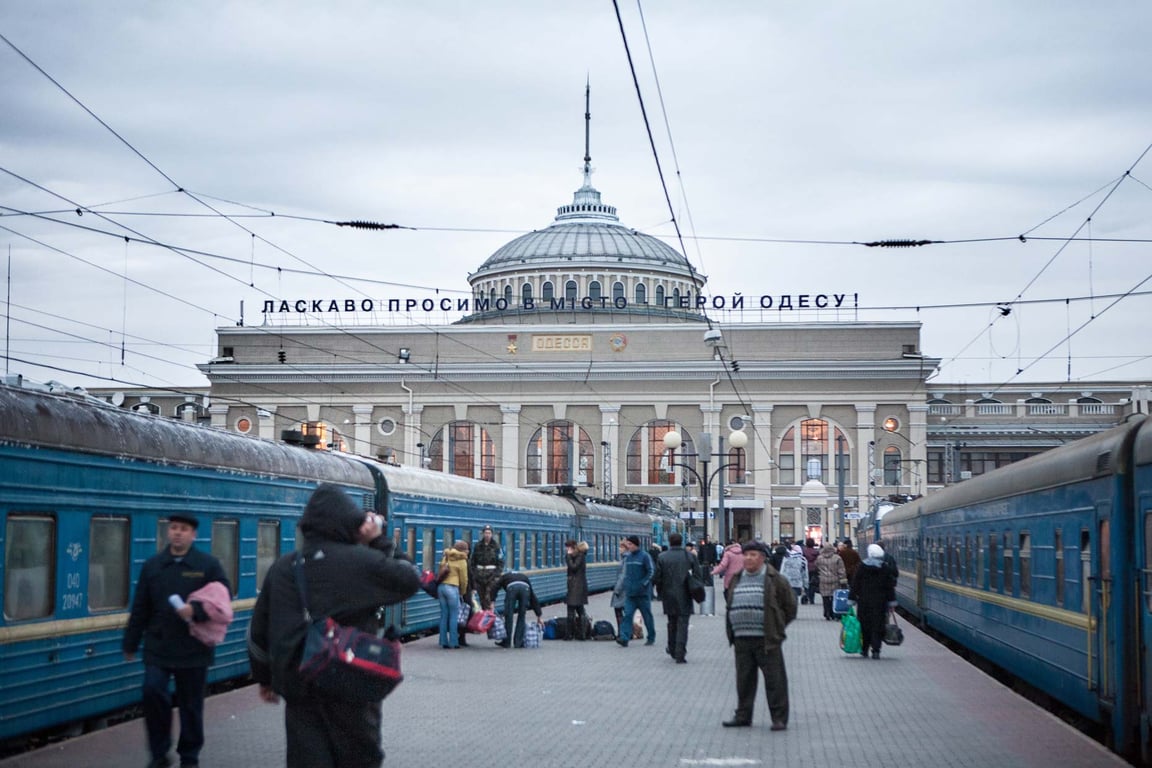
[123,513,230,768]
[248,485,421,768]
[722,540,798,731]
[470,524,504,610]
[653,532,701,663]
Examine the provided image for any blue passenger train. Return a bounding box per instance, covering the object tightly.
[878,415,1151,763]
[0,378,678,747]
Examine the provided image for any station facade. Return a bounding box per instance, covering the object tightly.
[102,159,1150,545]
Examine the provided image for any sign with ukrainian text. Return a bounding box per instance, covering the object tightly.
[531,334,592,352]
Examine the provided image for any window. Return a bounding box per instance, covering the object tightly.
[1080,529,1091,613]
[542,281,554,301]
[626,420,692,486]
[377,418,396,436]
[634,283,646,304]
[589,280,602,301]
[727,447,747,485]
[422,529,434,571]
[975,534,984,589]
[503,285,512,304]
[883,446,902,486]
[5,516,55,620]
[257,520,280,590]
[521,283,533,305]
[655,285,665,306]
[801,419,828,483]
[989,534,1000,592]
[235,417,252,434]
[526,421,595,486]
[427,421,496,482]
[1019,532,1031,598]
[1003,532,1014,595]
[211,520,240,597]
[1054,529,1064,607]
[613,281,625,302]
[89,518,130,610]
[565,280,578,302]
[778,426,795,484]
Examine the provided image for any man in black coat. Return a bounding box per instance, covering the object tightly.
[653,532,702,663]
[248,484,421,768]
[123,513,230,768]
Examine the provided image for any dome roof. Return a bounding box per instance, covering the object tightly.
[476,221,691,275]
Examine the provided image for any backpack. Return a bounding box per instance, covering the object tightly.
[592,620,616,640]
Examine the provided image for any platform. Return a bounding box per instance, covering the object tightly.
[0,591,1126,768]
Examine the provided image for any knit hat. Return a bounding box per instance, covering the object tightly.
[741,540,771,555]
[168,513,199,529]
[626,535,641,547]
[867,544,885,560]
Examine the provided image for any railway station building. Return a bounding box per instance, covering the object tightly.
[101,160,1151,545]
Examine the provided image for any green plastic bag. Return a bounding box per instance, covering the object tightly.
[840,608,862,654]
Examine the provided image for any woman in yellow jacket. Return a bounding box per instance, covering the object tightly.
[438,541,470,648]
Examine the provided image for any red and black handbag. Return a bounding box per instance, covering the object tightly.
[293,556,403,702]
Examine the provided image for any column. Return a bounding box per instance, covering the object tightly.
[907,403,929,495]
[403,404,424,469]
[500,404,521,488]
[352,404,374,457]
[751,404,774,537]
[600,405,621,499]
[254,405,277,441]
[209,403,229,430]
[855,404,877,513]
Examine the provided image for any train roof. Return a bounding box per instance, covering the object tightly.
[0,380,372,487]
[373,462,575,516]
[883,415,1147,526]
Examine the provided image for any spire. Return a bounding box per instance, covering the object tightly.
[554,82,618,223]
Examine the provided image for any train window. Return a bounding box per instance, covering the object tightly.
[422,529,434,571]
[156,519,168,553]
[4,515,55,620]
[964,536,971,586]
[975,534,984,589]
[510,532,520,570]
[211,520,240,597]
[89,517,130,611]
[1144,516,1152,612]
[989,535,999,592]
[406,528,416,563]
[1003,532,1014,596]
[256,521,280,590]
[1019,532,1031,599]
[1080,529,1091,613]
[1054,529,1064,607]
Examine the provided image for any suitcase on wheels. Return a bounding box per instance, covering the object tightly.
[832,589,851,615]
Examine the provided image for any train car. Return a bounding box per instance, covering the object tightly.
[0,377,661,748]
[880,415,1149,762]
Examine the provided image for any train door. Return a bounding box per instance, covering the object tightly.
[1141,509,1152,764]
[1093,514,1113,704]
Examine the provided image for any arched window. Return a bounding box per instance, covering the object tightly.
[613,281,625,301]
[634,283,647,304]
[777,420,851,485]
[521,283,533,306]
[672,287,682,307]
[589,280,602,300]
[626,420,695,486]
[526,421,595,486]
[542,281,555,301]
[884,446,902,486]
[503,285,513,305]
[427,421,496,482]
[727,447,747,485]
[565,280,578,302]
[655,285,665,306]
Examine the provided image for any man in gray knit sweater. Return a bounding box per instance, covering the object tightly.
[722,540,798,730]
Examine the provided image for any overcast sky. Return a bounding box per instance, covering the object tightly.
[2,2,1150,393]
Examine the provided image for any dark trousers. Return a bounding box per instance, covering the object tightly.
[566,605,587,639]
[285,696,383,768]
[822,594,835,620]
[665,613,689,660]
[504,583,530,647]
[732,637,789,725]
[142,664,207,764]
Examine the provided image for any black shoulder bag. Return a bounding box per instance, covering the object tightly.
[684,551,706,603]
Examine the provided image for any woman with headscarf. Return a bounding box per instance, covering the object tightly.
[849,543,896,659]
[816,543,848,620]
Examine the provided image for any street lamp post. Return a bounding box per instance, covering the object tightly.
[663,428,749,542]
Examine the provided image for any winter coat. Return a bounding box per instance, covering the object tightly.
[621,548,654,598]
[123,545,230,668]
[566,543,589,606]
[610,556,627,609]
[654,545,701,616]
[186,581,234,648]
[849,557,897,639]
[838,545,862,582]
[247,484,421,701]
[711,543,744,590]
[780,550,808,589]
[439,548,470,594]
[816,545,848,596]
[724,564,798,652]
